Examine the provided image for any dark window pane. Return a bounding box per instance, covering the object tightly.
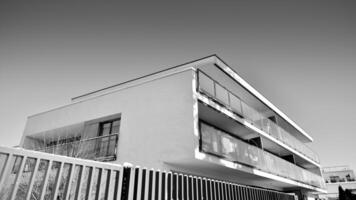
[112,120,120,127]
[111,124,120,134]
[101,123,111,136]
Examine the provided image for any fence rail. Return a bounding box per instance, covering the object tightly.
[0,146,296,200]
[197,70,319,164]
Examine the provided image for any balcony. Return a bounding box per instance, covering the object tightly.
[34,134,118,162]
[197,70,319,164]
[199,122,325,189]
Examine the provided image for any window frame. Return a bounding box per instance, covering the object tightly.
[98,118,121,136]
[96,118,121,160]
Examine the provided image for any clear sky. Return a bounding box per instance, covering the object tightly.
[1,1,355,171]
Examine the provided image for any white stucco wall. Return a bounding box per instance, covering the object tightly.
[22,69,197,170]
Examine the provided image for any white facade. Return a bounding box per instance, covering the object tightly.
[319,166,356,199]
[20,55,326,198]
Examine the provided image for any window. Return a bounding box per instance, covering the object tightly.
[99,119,120,136]
[330,176,340,183]
[97,118,120,159]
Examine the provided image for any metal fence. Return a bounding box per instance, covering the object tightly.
[197,69,319,164]
[0,146,296,200]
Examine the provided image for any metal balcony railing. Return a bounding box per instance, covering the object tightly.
[34,134,119,162]
[0,146,296,200]
[200,122,326,189]
[197,70,320,164]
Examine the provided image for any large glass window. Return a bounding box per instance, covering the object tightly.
[97,119,120,159]
[99,119,120,136]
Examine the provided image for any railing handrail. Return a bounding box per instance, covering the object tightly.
[197,70,320,163]
[199,122,325,189]
[34,133,119,151]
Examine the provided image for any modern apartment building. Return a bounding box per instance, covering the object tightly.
[318,166,356,199]
[19,55,326,198]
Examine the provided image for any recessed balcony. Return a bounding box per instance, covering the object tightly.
[26,134,118,162]
[196,69,319,165]
[199,122,325,189]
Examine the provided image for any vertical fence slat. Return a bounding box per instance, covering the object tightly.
[183,175,188,200]
[176,173,179,200]
[39,160,53,200]
[202,178,206,200]
[188,176,193,200]
[86,167,95,200]
[207,179,213,200]
[116,166,124,200]
[150,169,156,200]
[10,156,27,200]
[232,185,236,200]
[226,183,231,200]
[234,184,238,200]
[198,177,202,200]
[228,183,232,200]
[64,164,75,200]
[106,169,112,200]
[96,168,104,200]
[178,174,183,200]
[155,171,160,200]
[158,171,162,200]
[218,181,222,200]
[219,181,223,200]
[212,179,216,200]
[127,167,136,200]
[144,169,151,200]
[224,182,228,200]
[169,173,173,200]
[220,181,224,200]
[25,158,41,200]
[139,169,146,200]
[51,162,64,200]
[164,172,168,200]
[230,184,235,200]
[108,169,115,200]
[0,153,13,189]
[132,168,139,200]
[74,165,85,200]
[135,168,142,200]
[223,182,227,200]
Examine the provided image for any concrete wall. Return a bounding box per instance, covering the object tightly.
[21,69,197,170]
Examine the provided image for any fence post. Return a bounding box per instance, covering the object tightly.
[120,165,132,200]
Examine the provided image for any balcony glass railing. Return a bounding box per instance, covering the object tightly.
[200,122,325,189]
[35,134,118,161]
[197,70,320,164]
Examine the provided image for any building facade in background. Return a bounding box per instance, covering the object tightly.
[19,55,326,199]
[319,166,356,199]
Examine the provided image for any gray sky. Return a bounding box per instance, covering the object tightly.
[1,1,355,171]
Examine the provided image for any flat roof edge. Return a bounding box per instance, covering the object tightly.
[71,54,218,102]
[28,55,219,119]
[37,54,313,142]
[213,55,314,142]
